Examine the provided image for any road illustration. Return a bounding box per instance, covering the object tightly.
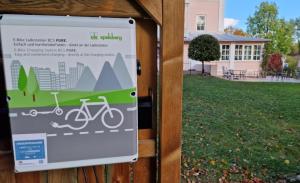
[9,103,138,163]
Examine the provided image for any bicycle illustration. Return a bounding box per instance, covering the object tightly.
[50,96,124,130]
[22,92,63,117]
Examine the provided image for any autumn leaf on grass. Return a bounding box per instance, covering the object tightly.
[284,159,290,165]
[210,160,216,166]
[229,164,240,174]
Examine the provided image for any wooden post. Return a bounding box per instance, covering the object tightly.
[159,0,184,182]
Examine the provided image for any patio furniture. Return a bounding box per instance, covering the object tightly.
[222,66,231,79]
[228,69,246,80]
[240,70,247,79]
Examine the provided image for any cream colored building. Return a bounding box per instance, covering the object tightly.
[184,0,268,77]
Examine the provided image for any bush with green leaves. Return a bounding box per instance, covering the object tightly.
[285,56,298,77]
[188,34,220,74]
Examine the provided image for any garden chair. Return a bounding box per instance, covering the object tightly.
[222,66,230,79]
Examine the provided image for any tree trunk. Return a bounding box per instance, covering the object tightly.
[32,94,35,102]
[202,61,204,74]
[23,91,26,96]
[298,40,300,53]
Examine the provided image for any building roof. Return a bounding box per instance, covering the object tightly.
[184,32,269,43]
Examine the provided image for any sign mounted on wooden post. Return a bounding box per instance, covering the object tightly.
[0,14,138,172]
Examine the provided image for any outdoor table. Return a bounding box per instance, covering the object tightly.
[228,69,246,80]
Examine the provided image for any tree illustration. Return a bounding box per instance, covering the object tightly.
[27,67,40,102]
[18,66,27,96]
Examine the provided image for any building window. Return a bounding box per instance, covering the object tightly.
[253,45,262,60]
[244,45,252,60]
[234,45,243,60]
[196,15,205,31]
[221,45,230,60]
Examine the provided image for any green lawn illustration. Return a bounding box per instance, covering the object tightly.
[7,88,136,109]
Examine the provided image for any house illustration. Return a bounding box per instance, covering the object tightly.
[184,0,268,77]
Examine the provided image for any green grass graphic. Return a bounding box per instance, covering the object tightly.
[7,88,136,109]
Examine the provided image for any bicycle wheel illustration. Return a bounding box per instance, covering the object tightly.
[29,109,38,117]
[55,108,63,116]
[63,109,89,130]
[101,108,124,129]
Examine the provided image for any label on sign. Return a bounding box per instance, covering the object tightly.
[13,133,48,168]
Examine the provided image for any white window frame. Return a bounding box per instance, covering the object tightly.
[253,45,262,60]
[220,44,230,61]
[244,45,252,60]
[234,45,243,61]
[196,15,206,31]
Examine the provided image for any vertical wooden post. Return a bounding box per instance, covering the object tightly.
[159,0,184,182]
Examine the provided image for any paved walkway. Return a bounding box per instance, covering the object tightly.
[236,77,300,83]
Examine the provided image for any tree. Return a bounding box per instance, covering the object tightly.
[265,19,294,55]
[225,26,248,37]
[18,66,27,96]
[247,2,294,55]
[247,2,278,37]
[188,34,220,74]
[290,17,300,53]
[27,67,40,102]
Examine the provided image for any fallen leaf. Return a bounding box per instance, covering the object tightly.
[210,160,216,166]
[284,159,290,165]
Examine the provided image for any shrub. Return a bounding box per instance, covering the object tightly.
[285,56,298,77]
[267,53,282,73]
[188,34,220,74]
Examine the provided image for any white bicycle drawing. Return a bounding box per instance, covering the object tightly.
[50,96,124,130]
[21,92,63,117]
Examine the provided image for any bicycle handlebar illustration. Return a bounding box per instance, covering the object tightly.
[50,96,124,130]
[21,92,63,117]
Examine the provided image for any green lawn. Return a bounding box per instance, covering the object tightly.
[182,76,300,182]
[8,88,136,109]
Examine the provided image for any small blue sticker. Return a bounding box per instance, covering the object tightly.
[14,140,45,160]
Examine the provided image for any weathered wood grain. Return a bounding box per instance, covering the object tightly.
[0,0,147,18]
[108,163,131,183]
[0,170,15,183]
[139,139,155,158]
[78,166,104,183]
[48,169,77,183]
[133,158,155,183]
[136,19,157,98]
[136,0,162,25]
[15,172,46,183]
[159,0,184,182]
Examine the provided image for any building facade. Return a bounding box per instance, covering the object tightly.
[10,60,21,89]
[184,0,267,77]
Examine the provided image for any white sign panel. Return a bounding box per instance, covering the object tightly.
[0,14,138,172]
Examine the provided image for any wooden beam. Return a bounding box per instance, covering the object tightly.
[159,0,184,182]
[139,139,155,158]
[0,0,148,18]
[136,0,162,25]
[0,139,155,171]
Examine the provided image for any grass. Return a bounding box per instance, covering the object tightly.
[8,88,136,108]
[182,76,300,182]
